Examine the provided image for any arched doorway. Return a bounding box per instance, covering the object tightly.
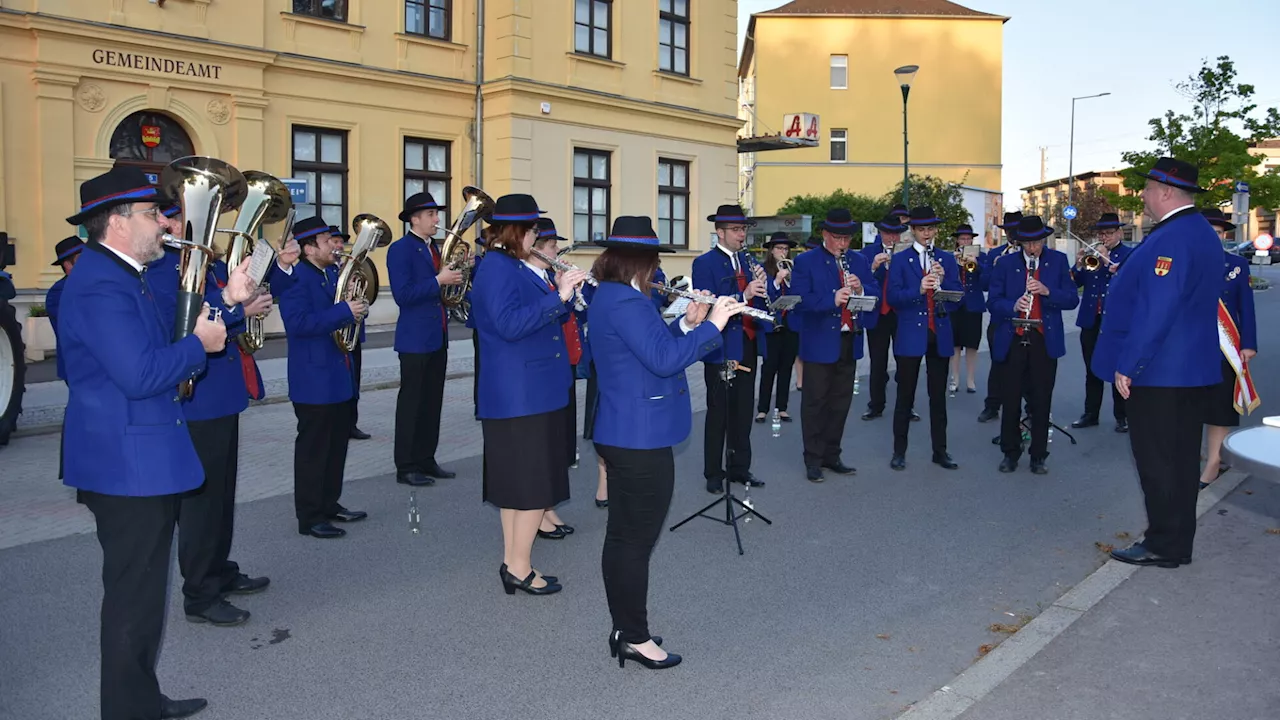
[109,111,196,183]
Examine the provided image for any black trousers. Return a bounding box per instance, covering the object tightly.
[178,414,241,614]
[293,402,352,528]
[866,310,898,413]
[983,321,1003,414]
[596,443,675,645]
[1079,325,1127,421]
[349,340,362,427]
[801,333,857,468]
[395,348,448,473]
[703,336,756,482]
[82,491,180,720]
[566,373,579,461]
[758,327,800,413]
[893,333,949,456]
[472,330,481,419]
[1128,385,1212,558]
[999,332,1058,460]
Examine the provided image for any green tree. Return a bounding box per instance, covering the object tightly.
[1107,56,1280,215]
[882,174,972,249]
[1048,181,1115,238]
[775,188,886,226]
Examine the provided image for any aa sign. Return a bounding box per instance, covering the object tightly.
[783,113,820,142]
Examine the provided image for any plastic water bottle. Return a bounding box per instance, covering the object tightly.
[853,374,861,395]
[770,409,782,437]
[409,490,421,535]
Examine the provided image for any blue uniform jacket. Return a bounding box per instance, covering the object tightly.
[987,249,1079,362]
[652,266,669,311]
[888,247,963,357]
[281,261,356,405]
[1073,242,1133,330]
[472,251,572,419]
[862,236,893,320]
[1221,253,1257,351]
[957,258,986,313]
[464,252,483,330]
[59,242,207,497]
[691,248,773,363]
[1091,209,1225,387]
[588,281,724,450]
[980,245,1019,292]
[46,276,68,381]
[789,247,878,363]
[388,232,448,354]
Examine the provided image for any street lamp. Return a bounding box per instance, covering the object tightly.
[1066,92,1111,240]
[895,64,919,206]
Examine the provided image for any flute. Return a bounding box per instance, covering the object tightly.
[649,282,775,322]
[528,248,599,286]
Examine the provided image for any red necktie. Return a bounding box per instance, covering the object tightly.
[838,258,854,330]
[735,264,757,340]
[429,243,447,335]
[215,275,264,400]
[879,273,891,315]
[924,255,936,334]
[547,278,583,365]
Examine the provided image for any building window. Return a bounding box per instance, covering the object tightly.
[574,0,611,58]
[573,149,611,244]
[293,0,346,21]
[657,159,690,248]
[658,0,689,75]
[830,55,847,89]
[830,129,847,163]
[292,126,348,231]
[406,0,450,40]
[404,138,451,237]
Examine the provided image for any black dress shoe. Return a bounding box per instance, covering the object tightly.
[1029,458,1048,475]
[1071,414,1099,429]
[1110,543,1190,568]
[160,696,208,719]
[705,479,723,494]
[998,455,1018,473]
[932,453,958,469]
[608,630,665,655]
[555,524,574,535]
[329,506,368,522]
[298,522,346,539]
[223,573,270,595]
[778,413,793,422]
[806,466,824,483]
[754,414,766,424]
[350,427,371,440]
[890,455,906,471]
[861,410,883,420]
[185,600,250,627]
[502,568,563,595]
[821,460,856,475]
[500,564,556,584]
[538,526,567,540]
[731,473,765,488]
[1114,419,1129,433]
[977,408,999,423]
[595,498,609,508]
[424,462,456,479]
[910,410,921,422]
[397,471,435,487]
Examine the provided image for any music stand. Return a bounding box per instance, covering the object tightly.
[845,295,877,313]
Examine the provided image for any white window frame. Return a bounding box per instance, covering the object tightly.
[830,129,847,163]
[830,55,848,90]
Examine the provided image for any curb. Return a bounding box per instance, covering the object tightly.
[895,468,1250,719]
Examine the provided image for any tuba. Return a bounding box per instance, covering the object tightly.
[160,156,248,397]
[221,171,293,354]
[332,213,392,352]
[439,186,495,308]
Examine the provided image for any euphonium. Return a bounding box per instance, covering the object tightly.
[221,171,293,354]
[159,156,248,397]
[439,185,495,308]
[332,213,392,352]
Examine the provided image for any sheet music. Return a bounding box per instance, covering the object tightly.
[247,242,277,286]
[664,296,692,318]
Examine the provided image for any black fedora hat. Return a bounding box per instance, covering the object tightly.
[763,231,797,249]
[1143,157,1206,193]
[292,216,331,244]
[890,203,910,218]
[489,194,544,225]
[706,204,756,226]
[875,213,908,234]
[51,236,85,266]
[805,236,822,249]
[66,166,161,226]
[398,191,447,223]
[996,211,1024,229]
[1094,212,1126,230]
[327,225,351,241]
[536,217,568,242]
[907,206,942,226]
[819,208,858,235]
[594,216,674,253]
[1014,215,1054,242]
[952,223,977,237]
[1200,208,1237,231]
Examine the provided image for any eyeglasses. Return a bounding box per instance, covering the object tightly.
[122,207,164,222]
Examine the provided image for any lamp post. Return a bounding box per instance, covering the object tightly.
[895,65,919,206]
[1066,92,1110,241]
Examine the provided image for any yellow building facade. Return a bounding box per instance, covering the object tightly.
[738,0,1005,216]
[0,0,740,322]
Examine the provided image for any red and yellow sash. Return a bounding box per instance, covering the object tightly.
[1217,299,1260,415]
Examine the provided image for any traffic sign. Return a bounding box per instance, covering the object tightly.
[281,178,308,204]
[1062,205,1078,220]
[1235,181,1250,194]
[1255,233,1274,251]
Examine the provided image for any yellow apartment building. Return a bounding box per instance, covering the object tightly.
[0,0,741,330]
[738,0,1006,216]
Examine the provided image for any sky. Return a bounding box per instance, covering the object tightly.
[737,0,1280,208]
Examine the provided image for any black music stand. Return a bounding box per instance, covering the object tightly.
[986,317,1077,447]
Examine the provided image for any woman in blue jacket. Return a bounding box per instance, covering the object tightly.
[588,216,741,670]
[471,194,589,596]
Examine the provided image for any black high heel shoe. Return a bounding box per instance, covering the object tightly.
[595,499,608,509]
[609,631,678,668]
[555,524,574,535]
[500,567,562,595]
[608,630,661,657]
[500,564,556,584]
[537,526,567,540]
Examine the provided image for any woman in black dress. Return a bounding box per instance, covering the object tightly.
[755,232,799,422]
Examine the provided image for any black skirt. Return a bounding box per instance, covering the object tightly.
[583,362,599,441]
[482,407,572,510]
[1204,358,1241,428]
[950,308,982,350]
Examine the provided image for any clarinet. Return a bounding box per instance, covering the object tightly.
[837,251,859,332]
[649,282,776,322]
[927,242,949,318]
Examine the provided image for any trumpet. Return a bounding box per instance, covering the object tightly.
[1079,239,1111,271]
[776,257,794,276]
[955,248,978,273]
[649,282,776,322]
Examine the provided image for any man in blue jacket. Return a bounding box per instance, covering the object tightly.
[860,214,918,422]
[281,217,370,539]
[59,166,255,720]
[44,236,83,383]
[388,192,461,486]
[987,216,1079,474]
[1070,212,1133,432]
[327,224,372,440]
[977,211,1023,423]
[1093,158,1224,568]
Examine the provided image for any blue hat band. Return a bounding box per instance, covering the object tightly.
[538,228,560,238]
[56,246,84,262]
[294,226,327,241]
[713,215,748,223]
[80,186,158,213]
[607,235,660,246]
[1018,230,1049,239]
[1147,169,1198,190]
[1095,221,1122,228]
[162,205,182,218]
[909,217,941,225]
[491,212,541,222]
[877,223,907,232]
[409,202,440,212]
[824,220,856,228]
